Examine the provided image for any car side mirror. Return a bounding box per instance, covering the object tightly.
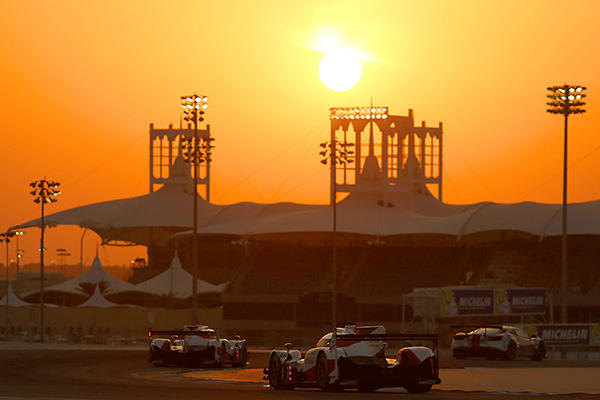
[284,342,293,351]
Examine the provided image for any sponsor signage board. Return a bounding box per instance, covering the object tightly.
[524,324,600,346]
[441,289,494,316]
[496,288,546,315]
[441,288,546,317]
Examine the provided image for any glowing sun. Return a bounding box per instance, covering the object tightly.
[318,48,362,92]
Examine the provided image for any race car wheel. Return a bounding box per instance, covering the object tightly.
[316,352,332,391]
[405,383,432,394]
[532,342,546,361]
[268,355,284,389]
[503,341,517,361]
[218,343,226,368]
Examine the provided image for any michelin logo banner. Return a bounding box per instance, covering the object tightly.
[524,324,600,346]
[441,289,494,316]
[495,288,546,315]
[441,288,546,316]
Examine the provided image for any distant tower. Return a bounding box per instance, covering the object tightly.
[149,123,212,200]
[329,107,443,204]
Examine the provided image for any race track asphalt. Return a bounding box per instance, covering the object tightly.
[0,347,598,400]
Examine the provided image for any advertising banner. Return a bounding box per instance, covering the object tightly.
[441,288,494,316]
[524,324,600,346]
[495,288,546,315]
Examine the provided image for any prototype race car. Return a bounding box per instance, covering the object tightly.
[148,325,248,367]
[451,325,545,361]
[264,325,441,393]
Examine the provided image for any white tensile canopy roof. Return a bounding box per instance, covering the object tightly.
[77,286,139,308]
[10,156,220,246]
[135,252,226,298]
[0,282,35,307]
[175,191,600,239]
[22,250,141,298]
[9,151,600,244]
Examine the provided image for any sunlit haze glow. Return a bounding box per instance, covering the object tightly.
[0,1,599,266]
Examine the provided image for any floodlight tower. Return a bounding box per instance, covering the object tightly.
[180,94,212,324]
[29,178,61,342]
[319,130,355,331]
[546,84,587,323]
[328,106,443,204]
[14,231,25,274]
[0,230,16,337]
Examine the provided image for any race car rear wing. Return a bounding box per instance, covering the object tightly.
[148,330,216,337]
[335,333,439,378]
[335,333,439,352]
[450,325,504,330]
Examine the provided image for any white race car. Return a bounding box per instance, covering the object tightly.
[451,325,545,361]
[264,325,441,393]
[148,325,248,367]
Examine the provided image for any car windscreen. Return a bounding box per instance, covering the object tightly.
[470,328,502,336]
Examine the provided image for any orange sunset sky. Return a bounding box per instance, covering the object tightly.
[1,1,599,267]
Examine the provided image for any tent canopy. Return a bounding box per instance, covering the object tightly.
[135,252,226,298]
[22,250,142,298]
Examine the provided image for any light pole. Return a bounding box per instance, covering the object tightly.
[180,94,211,324]
[29,178,61,342]
[319,132,354,331]
[546,84,586,323]
[323,105,388,330]
[1,230,16,337]
[14,231,25,274]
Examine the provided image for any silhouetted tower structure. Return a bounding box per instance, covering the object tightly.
[149,123,212,200]
[329,107,443,204]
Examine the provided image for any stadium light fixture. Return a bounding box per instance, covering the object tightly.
[329,106,388,120]
[29,178,61,342]
[546,84,587,324]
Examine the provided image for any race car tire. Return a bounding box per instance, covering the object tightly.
[268,355,285,390]
[316,352,333,391]
[532,342,546,361]
[503,341,517,361]
[405,383,432,394]
[218,343,226,368]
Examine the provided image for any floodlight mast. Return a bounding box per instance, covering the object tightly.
[14,231,25,274]
[0,230,16,338]
[29,178,61,342]
[546,84,587,323]
[180,94,211,324]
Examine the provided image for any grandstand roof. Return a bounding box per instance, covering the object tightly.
[10,150,600,243]
[10,156,220,246]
